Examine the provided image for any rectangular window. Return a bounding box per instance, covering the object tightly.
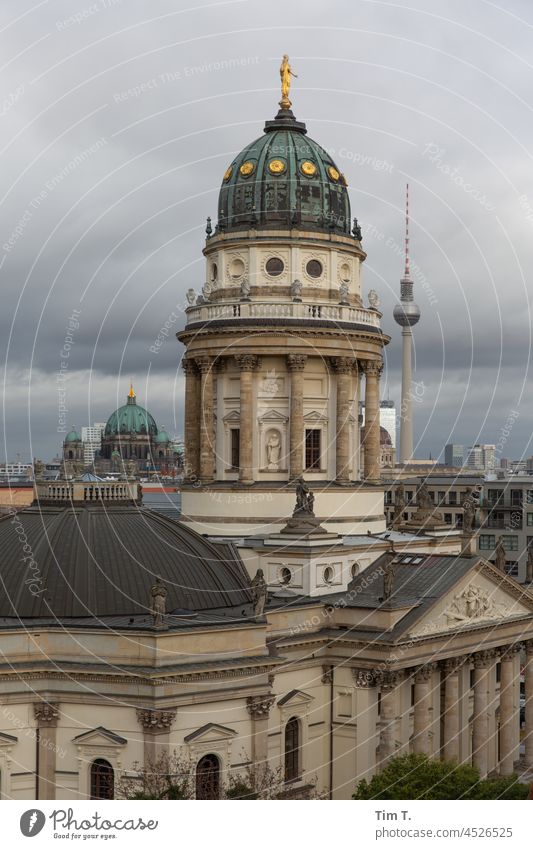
[444,513,452,524]
[488,489,504,506]
[448,491,457,505]
[505,561,519,578]
[438,491,445,505]
[526,491,533,505]
[487,511,505,528]
[527,513,533,526]
[230,429,240,469]
[479,534,495,550]
[510,490,523,506]
[305,429,321,470]
[502,535,518,551]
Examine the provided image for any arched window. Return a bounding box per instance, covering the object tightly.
[284,716,300,782]
[90,759,114,800]
[195,754,220,799]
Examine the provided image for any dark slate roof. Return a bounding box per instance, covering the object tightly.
[324,551,533,642]
[0,505,252,618]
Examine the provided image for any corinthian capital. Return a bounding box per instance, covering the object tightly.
[136,708,177,731]
[34,702,60,725]
[330,356,357,374]
[194,355,213,374]
[182,359,198,376]
[352,668,379,688]
[246,695,274,719]
[413,663,437,683]
[360,358,383,377]
[286,353,307,372]
[234,353,260,372]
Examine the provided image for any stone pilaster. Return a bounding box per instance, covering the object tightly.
[287,354,307,479]
[378,670,403,767]
[472,650,494,778]
[442,657,464,763]
[182,359,200,481]
[361,359,383,483]
[235,354,259,484]
[525,640,533,767]
[246,695,274,785]
[412,663,435,756]
[136,708,177,767]
[195,356,215,482]
[330,357,356,484]
[499,644,521,775]
[34,701,59,800]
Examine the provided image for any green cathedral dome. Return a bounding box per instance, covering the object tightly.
[104,386,158,438]
[64,428,81,443]
[217,107,352,236]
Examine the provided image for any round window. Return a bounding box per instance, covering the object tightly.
[239,161,255,177]
[265,257,284,277]
[306,259,323,279]
[280,567,292,585]
[339,262,351,283]
[351,562,360,578]
[268,159,286,174]
[229,258,245,279]
[324,566,333,584]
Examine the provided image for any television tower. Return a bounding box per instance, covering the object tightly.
[393,184,420,463]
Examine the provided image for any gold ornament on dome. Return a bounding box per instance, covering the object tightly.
[268,159,286,174]
[239,161,255,176]
[301,160,317,177]
[223,165,233,181]
[279,54,298,110]
[328,166,340,182]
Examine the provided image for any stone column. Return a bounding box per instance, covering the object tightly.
[361,359,383,483]
[287,354,307,479]
[136,708,177,767]
[525,640,533,767]
[235,354,259,485]
[182,359,200,481]
[246,695,274,788]
[472,650,493,778]
[34,701,59,800]
[195,356,215,482]
[412,664,435,756]
[379,670,403,767]
[442,657,463,763]
[499,644,521,775]
[330,357,356,484]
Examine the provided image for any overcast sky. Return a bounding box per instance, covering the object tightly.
[1,0,532,462]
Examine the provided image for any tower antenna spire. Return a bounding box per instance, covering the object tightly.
[393,183,421,464]
[404,182,410,279]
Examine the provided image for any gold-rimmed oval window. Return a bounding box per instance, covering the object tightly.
[327,166,340,182]
[223,165,233,182]
[268,159,286,175]
[239,161,255,177]
[300,160,317,177]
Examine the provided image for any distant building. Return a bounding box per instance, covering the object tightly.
[81,422,106,465]
[444,443,463,467]
[361,400,397,447]
[466,444,496,471]
[477,477,533,581]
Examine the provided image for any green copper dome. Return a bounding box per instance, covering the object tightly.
[64,428,81,443]
[104,386,158,438]
[154,428,170,444]
[217,108,352,236]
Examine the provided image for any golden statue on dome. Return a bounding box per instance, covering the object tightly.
[279,54,298,109]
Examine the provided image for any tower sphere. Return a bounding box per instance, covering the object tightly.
[393,300,421,327]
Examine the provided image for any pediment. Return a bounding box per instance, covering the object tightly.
[0,731,17,748]
[277,689,314,708]
[183,723,237,744]
[72,726,127,747]
[257,409,288,423]
[406,560,533,638]
[303,411,328,423]
[223,410,240,423]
